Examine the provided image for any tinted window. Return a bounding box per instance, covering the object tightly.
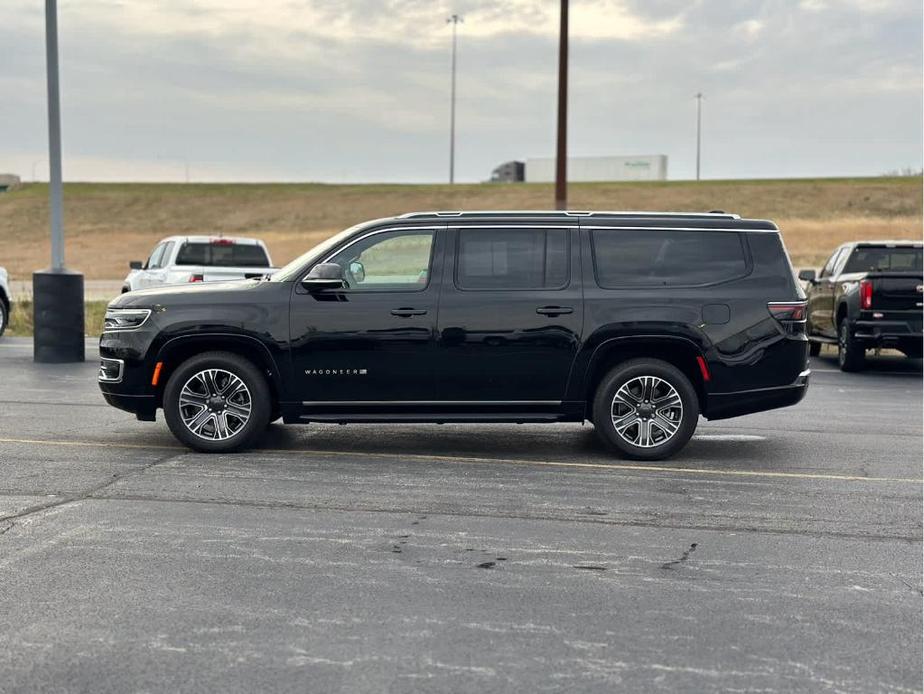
[457,228,569,290]
[592,229,747,287]
[327,229,434,291]
[175,242,270,267]
[146,243,167,270]
[843,247,922,273]
[819,248,845,279]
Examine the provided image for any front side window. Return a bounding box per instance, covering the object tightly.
[146,243,167,270]
[456,228,569,290]
[327,229,435,291]
[819,247,846,279]
[592,229,747,288]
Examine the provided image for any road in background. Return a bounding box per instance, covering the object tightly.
[0,338,920,692]
[9,279,123,302]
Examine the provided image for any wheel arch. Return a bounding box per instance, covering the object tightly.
[582,335,708,412]
[153,334,283,408]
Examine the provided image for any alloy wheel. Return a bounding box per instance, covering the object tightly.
[179,368,252,440]
[610,375,683,448]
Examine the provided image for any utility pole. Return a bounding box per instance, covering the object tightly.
[34,0,84,363]
[695,92,703,181]
[555,0,569,210]
[447,14,463,184]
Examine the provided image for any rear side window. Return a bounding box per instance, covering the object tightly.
[591,229,747,287]
[456,228,569,290]
[175,242,270,267]
[843,247,922,273]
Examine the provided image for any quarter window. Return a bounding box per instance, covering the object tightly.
[327,229,435,291]
[592,229,747,288]
[456,228,569,290]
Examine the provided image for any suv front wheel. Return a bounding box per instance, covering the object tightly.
[592,358,699,461]
[164,351,272,452]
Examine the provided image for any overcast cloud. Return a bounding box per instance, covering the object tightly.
[0,0,920,182]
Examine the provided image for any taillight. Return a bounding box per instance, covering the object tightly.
[188,273,204,283]
[859,280,873,309]
[767,302,806,322]
[211,238,234,246]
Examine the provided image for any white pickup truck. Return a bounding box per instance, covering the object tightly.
[123,236,276,293]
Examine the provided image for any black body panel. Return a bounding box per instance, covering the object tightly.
[99,211,809,426]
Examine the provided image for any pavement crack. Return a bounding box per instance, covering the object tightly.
[890,572,924,596]
[660,542,698,570]
[0,451,182,526]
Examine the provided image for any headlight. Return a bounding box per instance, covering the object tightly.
[104,308,152,331]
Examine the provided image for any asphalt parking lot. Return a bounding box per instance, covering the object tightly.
[0,337,921,693]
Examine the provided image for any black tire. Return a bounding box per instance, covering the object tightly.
[592,358,700,461]
[164,351,272,452]
[808,340,821,357]
[0,300,7,338]
[837,319,865,372]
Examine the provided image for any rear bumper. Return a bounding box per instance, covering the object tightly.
[705,369,810,421]
[853,319,922,347]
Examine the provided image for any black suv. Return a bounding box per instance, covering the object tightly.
[99,211,810,460]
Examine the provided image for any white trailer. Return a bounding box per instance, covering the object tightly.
[525,155,668,183]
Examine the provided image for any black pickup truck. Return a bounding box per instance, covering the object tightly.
[800,241,922,371]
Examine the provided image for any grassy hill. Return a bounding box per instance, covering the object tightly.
[0,177,920,280]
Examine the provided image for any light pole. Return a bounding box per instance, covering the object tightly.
[695,92,703,181]
[555,0,568,210]
[34,0,84,363]
[447,14,463,184]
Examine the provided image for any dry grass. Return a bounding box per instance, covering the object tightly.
[0,177,920,279]
[7,299,108,337]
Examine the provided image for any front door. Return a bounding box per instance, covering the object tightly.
[434,226,583,406]
[288,226,444,412]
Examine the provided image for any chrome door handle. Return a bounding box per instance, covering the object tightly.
[391,308,428,317]
[536,306,573,316]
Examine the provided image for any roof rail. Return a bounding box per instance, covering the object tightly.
[398,210,741,220]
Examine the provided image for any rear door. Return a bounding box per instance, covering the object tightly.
[434,225,583,406]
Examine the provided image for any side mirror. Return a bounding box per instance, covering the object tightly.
[349,261,366,284]
[129,260,143,270]
[798,269,817,283]
[301,263,345,291]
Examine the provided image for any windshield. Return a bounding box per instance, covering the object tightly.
[271,223,372,281]
[843,246,922,273]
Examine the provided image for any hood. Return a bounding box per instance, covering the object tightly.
[110,278,267,308]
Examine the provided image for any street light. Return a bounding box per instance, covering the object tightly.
[695,92,704,181]
[34,0,84,363]
[447,14,463,184]
[555,0,568,210]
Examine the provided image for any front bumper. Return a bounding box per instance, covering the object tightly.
[705,368,810,421]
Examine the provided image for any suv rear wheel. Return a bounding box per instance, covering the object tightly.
[164,351,272,452]
[0,300,7,338]
[592,358,699,461]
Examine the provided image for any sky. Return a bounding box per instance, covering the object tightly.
[0,0,921,183]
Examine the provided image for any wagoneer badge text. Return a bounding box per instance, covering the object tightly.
[305,369,368,376]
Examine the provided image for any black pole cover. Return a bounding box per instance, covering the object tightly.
[33,269,85,363]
